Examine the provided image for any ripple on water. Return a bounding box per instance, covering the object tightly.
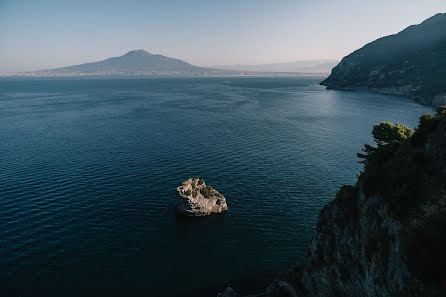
[0,77,433,297]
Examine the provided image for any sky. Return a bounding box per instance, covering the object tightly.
[0,0,445,73]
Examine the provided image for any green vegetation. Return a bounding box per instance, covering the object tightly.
[357,109,445,213]
[181,179,222,199]
[356,121,418,206]
[349,107,446,292]
[357,121,413,170]
[200,186,215,199]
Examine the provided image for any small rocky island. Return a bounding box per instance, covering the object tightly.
[176,178,228,216]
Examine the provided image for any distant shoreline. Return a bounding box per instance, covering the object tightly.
[0,73,329,79]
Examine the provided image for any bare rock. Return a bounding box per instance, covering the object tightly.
[176,177,228,216]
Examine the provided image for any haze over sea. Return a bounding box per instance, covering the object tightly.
[0,77,432,297]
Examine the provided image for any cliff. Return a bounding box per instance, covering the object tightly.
[321,13,446,107]
[222,107,446,297]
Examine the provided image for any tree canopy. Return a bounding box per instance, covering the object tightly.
[357,121,413,168]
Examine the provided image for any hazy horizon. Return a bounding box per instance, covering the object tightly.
[0,0,445,73]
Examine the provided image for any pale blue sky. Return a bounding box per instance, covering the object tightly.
[0,0,445,73]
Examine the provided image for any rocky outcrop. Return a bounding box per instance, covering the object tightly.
[176,178,228,216]
[321,13,446,107]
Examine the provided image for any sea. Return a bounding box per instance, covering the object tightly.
[0,76,433,297]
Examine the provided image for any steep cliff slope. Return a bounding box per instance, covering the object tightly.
[265,107,446,297]
[321,13,446,107]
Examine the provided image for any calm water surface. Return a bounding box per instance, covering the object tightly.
[0,77,433,297]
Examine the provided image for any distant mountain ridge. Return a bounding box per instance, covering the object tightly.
[16,50,336,77]
[212,60,338,74]
[32,50,211,76]
[321,13,446,107]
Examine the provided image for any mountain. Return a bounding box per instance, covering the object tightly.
[321,13,446,107]
[220,108,446,297]
[31,50,211,76]
[212,60,338,74]
[16,50,336,77]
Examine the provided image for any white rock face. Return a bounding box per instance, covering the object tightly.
[176,178,228,216]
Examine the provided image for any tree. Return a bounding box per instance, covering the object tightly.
[358,122,413,167]
[371,122,413,146]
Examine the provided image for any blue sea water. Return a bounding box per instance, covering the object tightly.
[0,77,433,297]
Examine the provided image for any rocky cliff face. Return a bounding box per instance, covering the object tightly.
[265,189,419,297]
[268,109,446,297]
[222,108,446,297]
[321,13,446,107]
[270,190,417,297]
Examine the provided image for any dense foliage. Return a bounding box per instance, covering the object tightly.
[353,107,446,293]
[357,121,413,170]
[356,110,446,212]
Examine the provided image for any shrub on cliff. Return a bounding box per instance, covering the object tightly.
[357,121,416,200]
[372,121,413,145]
[357,121,413,169]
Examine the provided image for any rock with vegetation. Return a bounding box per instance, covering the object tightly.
[176,178,228,216]
[221,107,446,296]
[321,13,446,107]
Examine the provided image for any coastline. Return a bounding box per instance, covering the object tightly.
[320,83,446,108]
